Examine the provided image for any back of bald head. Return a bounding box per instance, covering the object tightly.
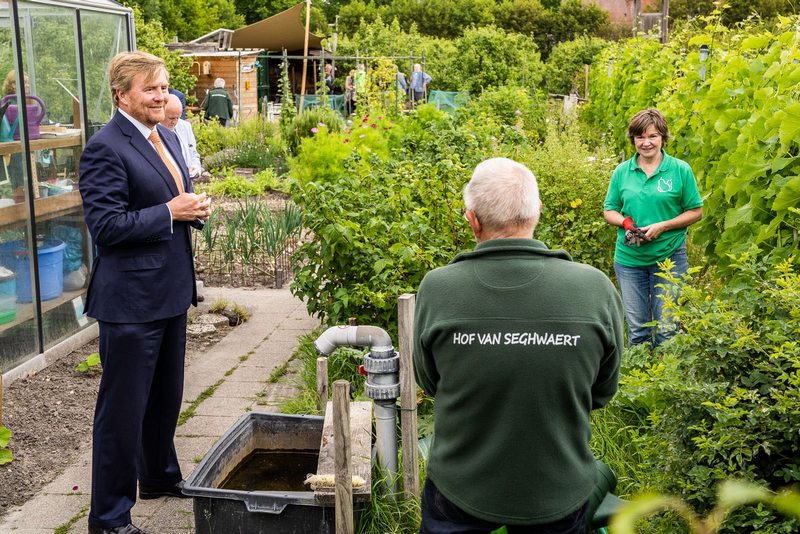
[165,94,183,116]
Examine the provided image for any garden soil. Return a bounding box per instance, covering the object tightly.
[0,309,233,519]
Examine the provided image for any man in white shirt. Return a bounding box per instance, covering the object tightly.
[162,94,202,177]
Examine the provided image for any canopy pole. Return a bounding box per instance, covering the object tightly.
[298,0,311,111]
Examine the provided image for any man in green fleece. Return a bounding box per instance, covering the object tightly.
[413,157,624,534]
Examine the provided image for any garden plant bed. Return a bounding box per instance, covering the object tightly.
[0,308,233,519]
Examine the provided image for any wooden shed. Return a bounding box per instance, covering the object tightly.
[167,30,262,123]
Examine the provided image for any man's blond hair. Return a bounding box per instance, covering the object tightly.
[108,51,167,107]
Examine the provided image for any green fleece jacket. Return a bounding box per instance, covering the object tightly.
[203,88,233,121]
[413,238,623,525]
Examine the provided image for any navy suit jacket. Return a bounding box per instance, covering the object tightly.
[80,111,197,323]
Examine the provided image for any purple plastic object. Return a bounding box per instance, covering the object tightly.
[0,94,46,140]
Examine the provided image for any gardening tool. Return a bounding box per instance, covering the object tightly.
[0,94,46,140]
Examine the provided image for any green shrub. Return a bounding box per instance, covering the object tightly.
[194,117,285,172]
[282,107,344,155]
[289,114,392,187]
[520,119,618,276]
[456,85,547,145]
[452,25,544,94]
[199,168,287,197]
[612,251,800,533]
[543,35,608,96]
[290,110,477,328]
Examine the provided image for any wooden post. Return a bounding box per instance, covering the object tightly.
[583,64,589,100]
[661,0,670,44]
[633,0,641,36]
[398,293,420,500]
[333,380,353,534]
[316,357,329,411]
[298,0,312,112]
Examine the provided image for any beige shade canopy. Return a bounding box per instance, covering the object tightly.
[230,2,324,51]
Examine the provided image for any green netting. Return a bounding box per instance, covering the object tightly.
[294,94,346,115]
[428,90,470,113]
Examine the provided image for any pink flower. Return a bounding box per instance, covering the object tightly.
[318,122,326,127]
[371,124,377,129]
[311,127,319,134]
[344,138,350,143]
[72,485,79,491]
[378,116,383,120]
[362,117,368,123]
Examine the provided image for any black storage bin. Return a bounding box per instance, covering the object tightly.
[184,412,362,534]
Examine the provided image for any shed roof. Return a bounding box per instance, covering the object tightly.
[229,2,323,52]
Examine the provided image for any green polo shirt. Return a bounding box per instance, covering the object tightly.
[604,150,703,267]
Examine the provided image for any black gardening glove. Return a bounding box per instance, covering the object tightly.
[622,217,647,247]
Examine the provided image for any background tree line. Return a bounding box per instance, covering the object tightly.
[123,0,797,57]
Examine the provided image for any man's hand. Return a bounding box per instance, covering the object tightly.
[167,192,212,222]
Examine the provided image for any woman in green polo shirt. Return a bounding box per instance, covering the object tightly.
[603,108,703,347]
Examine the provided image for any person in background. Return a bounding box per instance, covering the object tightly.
[168,87,186,119]
[324,63,335,93]
[395,65,408,101]
[344,69,356,116]
[603,108,703,348]
[414,157,623,534]
[354,63,367,110]
[410,63,431,106]
[162,94,201,178]
[202,77,233,126]
[79,50,211,534]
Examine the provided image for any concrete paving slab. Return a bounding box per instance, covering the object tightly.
[175,415,239,438]
[193,395,255,417]
[7,493,87,528]
[176,436,220,463]
[209,379,264,399]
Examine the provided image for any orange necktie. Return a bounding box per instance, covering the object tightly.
[148,130,184,194]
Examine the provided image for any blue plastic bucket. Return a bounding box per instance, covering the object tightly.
[0,239,66,303]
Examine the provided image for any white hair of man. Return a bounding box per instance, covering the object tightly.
[464,157,541,234]
[213,77,225,88]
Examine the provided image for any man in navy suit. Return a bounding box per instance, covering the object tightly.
[79,51,211,534]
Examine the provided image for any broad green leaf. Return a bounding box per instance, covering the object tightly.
[0,448,11,465]
[0,426,10,447]
[724,203,753,229]
[778,104,800,152]
[740,34,772,51]
[771,157,796,173]
[755,213,784,243]
[772,175,800,211]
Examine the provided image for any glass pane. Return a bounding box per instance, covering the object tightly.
[22,2,88,351]
[81,10,129,137]
[0,1,38,372]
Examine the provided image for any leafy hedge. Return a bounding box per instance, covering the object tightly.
[289,94,619,329]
